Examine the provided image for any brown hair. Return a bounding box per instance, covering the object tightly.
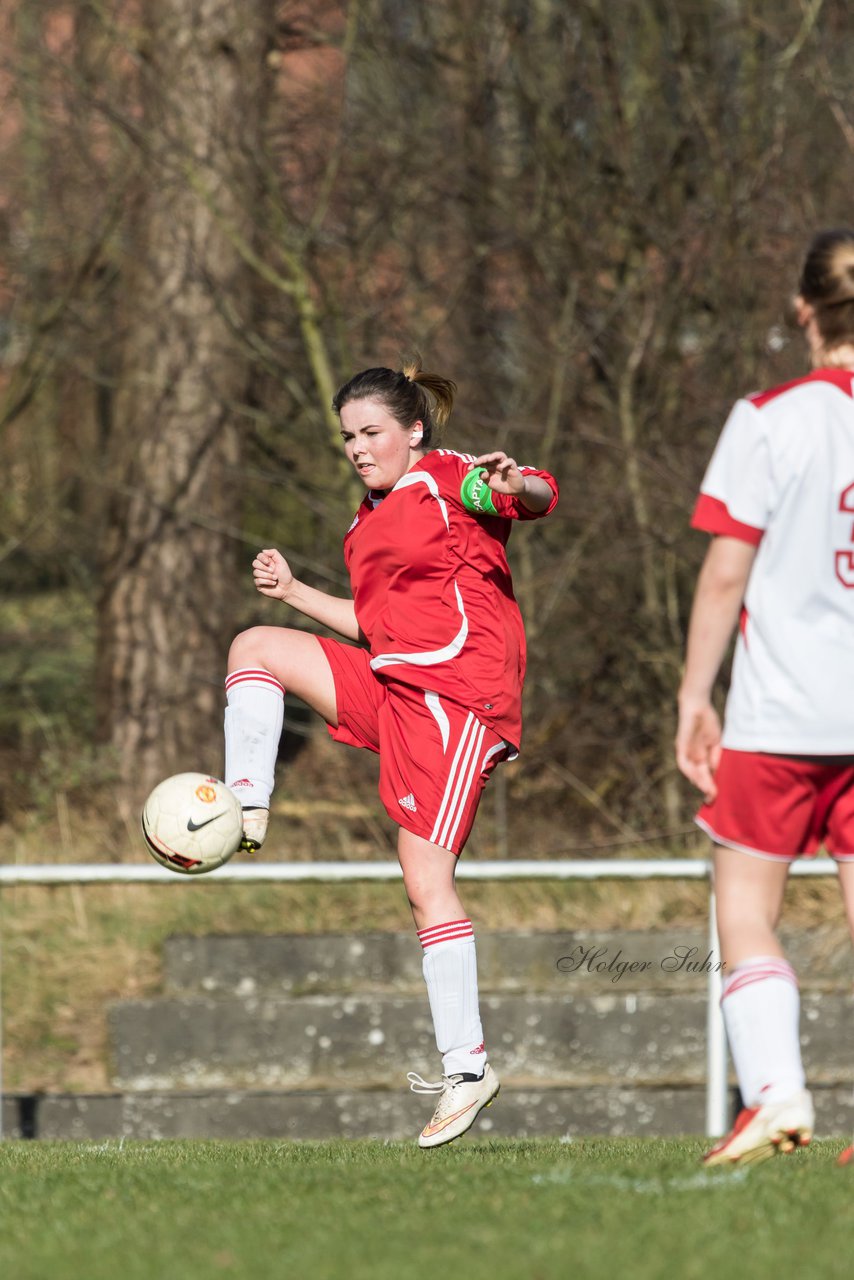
[331,355,456,448]
[799,229,854,351]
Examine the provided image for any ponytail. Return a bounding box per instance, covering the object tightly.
[333,355,456,447]
[401,354,456,434]
[799,229,854,353]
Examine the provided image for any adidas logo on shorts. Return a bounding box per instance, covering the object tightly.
[398,793,418,813]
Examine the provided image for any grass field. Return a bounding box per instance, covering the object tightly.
[0,1137,851,1280]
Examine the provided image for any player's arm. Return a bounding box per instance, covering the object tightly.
[676,536,757,801]
[252,549,361,642]
[470,452,556,513]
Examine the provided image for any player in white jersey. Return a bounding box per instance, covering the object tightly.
[676,229,854,1167]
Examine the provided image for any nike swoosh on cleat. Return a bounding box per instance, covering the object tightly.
[421,1101,479,1138]
[186,814,225,831]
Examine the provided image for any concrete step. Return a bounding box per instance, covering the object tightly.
[163,928,854,996]
[107,990,854,1091]
[4,1084,854,1142]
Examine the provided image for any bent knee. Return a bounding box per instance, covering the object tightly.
[227,627,268,670]
[228,626,300,673]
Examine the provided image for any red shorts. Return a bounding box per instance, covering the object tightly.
[318,637,509,854]
[696,749,854,861]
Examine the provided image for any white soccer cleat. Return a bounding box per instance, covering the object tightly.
[239,807,269,854]
[703,1090,814,1166]
[408,1063,500,1149]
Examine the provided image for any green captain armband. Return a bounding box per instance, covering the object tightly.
[460,467,498,516]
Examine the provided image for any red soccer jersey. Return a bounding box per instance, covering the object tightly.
[342,449,559,751]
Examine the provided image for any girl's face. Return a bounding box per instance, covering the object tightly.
[339,397,424,491]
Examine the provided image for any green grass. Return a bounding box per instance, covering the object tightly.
[0,1138,850,1280]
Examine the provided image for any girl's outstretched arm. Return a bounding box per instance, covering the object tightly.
[472,451,555,513]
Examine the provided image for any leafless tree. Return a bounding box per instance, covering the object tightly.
[2,0,853,848]
[91,0,275,792]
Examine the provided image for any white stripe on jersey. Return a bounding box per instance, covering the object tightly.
[389,469,449,529]
[436,447,542,471]
[370,581,469,672]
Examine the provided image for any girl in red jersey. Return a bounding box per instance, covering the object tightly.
[224,359,558,1146]
[676,230,854,1168]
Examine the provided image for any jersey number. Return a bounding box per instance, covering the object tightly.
[836,481,854,588]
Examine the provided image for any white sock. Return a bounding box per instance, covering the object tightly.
[224,668,285,810]
[721,956,805,1106]
[418,918,487,1078]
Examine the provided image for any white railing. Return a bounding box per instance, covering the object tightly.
[0,857,838,1141]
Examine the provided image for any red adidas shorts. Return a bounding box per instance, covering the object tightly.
[318,637,509,854]
[696,749,854,861]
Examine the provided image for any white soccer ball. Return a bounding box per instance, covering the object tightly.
[141,773,243,875]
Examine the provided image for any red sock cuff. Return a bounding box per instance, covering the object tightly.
[417,919,474,950]
[225,668,285,697]
[722,956,798,1002]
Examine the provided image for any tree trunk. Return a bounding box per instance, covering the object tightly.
[96,0,273,796]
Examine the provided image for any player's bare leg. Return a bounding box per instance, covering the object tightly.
[398,828,499,1147]
[837,859,854,945]
[397,829,465,931]
[225,628,338,850]
[705,844,813,1165]
[835,860,854,1166]
[713,843,789,966]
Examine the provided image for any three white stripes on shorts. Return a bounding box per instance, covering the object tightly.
[429,711,487,850]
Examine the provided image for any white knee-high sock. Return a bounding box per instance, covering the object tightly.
[721,956,805,1106]
[418,918,487,1078]
[224,668,285,809]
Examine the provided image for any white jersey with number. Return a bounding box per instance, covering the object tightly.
[691,368,854,753]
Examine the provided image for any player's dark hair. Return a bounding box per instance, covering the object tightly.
[332,355,456,448]
[799,229,854,351]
